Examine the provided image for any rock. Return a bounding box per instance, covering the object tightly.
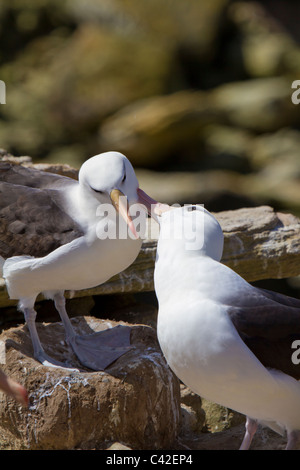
[48,24,172,122]
[106,442,132,450]
[200,125,253,173]
[100,73,300,167]
[26,143,299,221]
[136,163,300,215]
[180,404,200,438]
[178,381,285,450]
[1,206,300,308]
[0,0,230,162]
[99,91,215,168]
[260,1,300,46]
[242,129,300,214]
[0,23,171,160]
[0,0,236,165]
[200,399,244,433]
[201,125,300,187]
[1,0,300,174]
[24,162,79,180]
[201,126,300,215]
[0,150,32,165]
[180,422,286,450]
[179,384,243,439]
[66,0,229,64]
[135,168,249,207]
[0,154,79,180]
[179,385,205,436]
[0,316,180,450]
[249,128,300,173]
[227,2,300,77]
[241,174,300,220]
[218,206,300,281]
[91,293,159,331]
[210,77,300,132]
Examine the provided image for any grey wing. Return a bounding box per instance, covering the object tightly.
[228,286,300,379]
[0,163,83,259]
[0,161,74,190]
[256,286,300,309]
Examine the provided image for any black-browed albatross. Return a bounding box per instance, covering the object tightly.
[0,151,159,370]
[154,204,300,450]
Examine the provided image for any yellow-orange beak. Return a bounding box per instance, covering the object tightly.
[110,189,138,239]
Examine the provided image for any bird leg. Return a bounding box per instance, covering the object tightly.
[239,417,258,450]
[53,294,77,343]
[23,307,77,370]
[286,430,300,450]
[53,293,133,371]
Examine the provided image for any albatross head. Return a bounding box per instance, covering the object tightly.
[156,205,224,262]
[78,151,159,238]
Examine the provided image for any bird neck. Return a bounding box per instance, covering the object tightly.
[65,184,112,233]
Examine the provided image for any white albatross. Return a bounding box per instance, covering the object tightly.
[0,151,159,370]
[154,204,300,450]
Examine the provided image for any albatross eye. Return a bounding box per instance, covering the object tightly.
[188,206,197,211]
[92,188,104,195]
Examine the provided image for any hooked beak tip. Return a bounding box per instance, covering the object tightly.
[137,188,171,220]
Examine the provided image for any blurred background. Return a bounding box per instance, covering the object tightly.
[0,0,299,295]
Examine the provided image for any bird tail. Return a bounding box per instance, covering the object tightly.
[3,255,35,275]
[2,255,36,300]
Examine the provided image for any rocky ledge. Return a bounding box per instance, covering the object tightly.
[0,315,289,450]
[0,157,299,450]
[0,317,180,450]
[1,202,299,308]
[0,203,299,450]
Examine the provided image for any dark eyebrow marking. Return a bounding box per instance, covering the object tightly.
[91,187,104,194]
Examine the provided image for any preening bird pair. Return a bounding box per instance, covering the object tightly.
[0,151,300,450]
